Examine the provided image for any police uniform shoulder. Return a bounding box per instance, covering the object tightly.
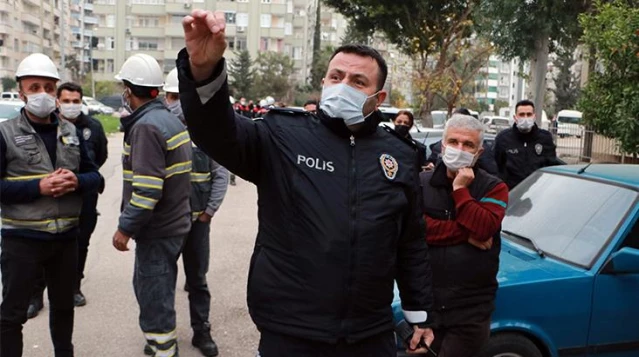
[267,107,310,117]
[381,125,418,150]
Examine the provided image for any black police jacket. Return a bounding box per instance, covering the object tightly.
[177,53,434,343]
[494,124,562,188]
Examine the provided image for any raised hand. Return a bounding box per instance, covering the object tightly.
[182,9,228,81]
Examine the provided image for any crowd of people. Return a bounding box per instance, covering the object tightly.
[0,8,563,357]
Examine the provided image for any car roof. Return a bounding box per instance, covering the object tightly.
[557,110,582,117]
[542,164,639,188]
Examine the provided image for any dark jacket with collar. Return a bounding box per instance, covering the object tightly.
[421,164,505,311]
[69,113,108,169]
[494,124,561,189]
[177,50,434,343]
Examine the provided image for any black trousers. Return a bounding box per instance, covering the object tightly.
[257,329,396,357]
[182,220,212,331]
[0,236,77,357]
[430,303,493,357]
[31,196,99,300]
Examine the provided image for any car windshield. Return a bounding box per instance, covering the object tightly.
[432,112,447,127]
[503,171,637,268]
[0,104,22,119]
[558,116,582,124]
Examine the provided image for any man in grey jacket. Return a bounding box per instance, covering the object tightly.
[163,68,229,357]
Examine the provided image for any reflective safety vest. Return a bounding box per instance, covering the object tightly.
[189,145,212,221]
[0,113,83,234]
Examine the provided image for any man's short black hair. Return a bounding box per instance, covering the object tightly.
[453,107,471,116]
[329,44,388,91]
[516,99,535,112]
[57,82,83,98]
[304,99,318,107]
[123,80,159,99]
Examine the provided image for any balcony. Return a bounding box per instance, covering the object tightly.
[165,23,184,37]
[0,24,11,35]
[130,5,165,15]
[163,49,179,61]
[23,0,42,6]
[72,41,84,49]
[130,27,163,38]
[293,17,305,28]
[23,13,41,26]
[84,1,94,11]
[0,2,13,12]
[71,26,82,35]
[84,29,93,37]
[264,27,285,39]
[165,2,192,15]
[84,16,98,25]
[261,3,287,15]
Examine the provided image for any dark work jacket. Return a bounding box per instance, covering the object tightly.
[421,164,502,311]
[494,124,562,189]
[177,50,434,343]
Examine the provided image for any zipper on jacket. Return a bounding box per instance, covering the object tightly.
[341,135,357,337]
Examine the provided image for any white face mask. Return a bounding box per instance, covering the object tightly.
[25,92,57,118]
[442,145,477,172]
[516,118,535,132]
[59,103,83,119]
[320,83,378,126]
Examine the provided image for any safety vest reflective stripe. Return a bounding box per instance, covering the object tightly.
[123,143,131,156]
[130,192,159,210]
[166,131,190,151]
[165,161,192,178]
[132,175,164,190]
[3,173,49,181]
[190,172,211,183]
[123,170,133,182]
[1,217,80,233]
[191,211,204,221]
[154,344,177,357]
[144,329,177,345]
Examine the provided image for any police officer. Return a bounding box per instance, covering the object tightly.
[26,82,109,317]
[111,54,192,357]
[163,68,229,357]
[494,99,562,188]
[178,10,435,356]
[0,53,102,357]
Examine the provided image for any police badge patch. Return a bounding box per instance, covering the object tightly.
[535,143,543,156]
[83,128,92,141]
[379,154,398,180]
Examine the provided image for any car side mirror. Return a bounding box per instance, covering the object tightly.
[604,247,639,274]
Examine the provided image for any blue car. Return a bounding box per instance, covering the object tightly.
[393,164,639,357]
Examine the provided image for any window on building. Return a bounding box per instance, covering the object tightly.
[137,38,159,50]
[237,13,249,27]
[499,88,508,98]
[125,38,133,51]
[293,46,302,60]
[260,37,268,51]
[284,44,291,56]
[171,38,183,49]
[260,14,271,28]
[106,59,114,73]
[107,37,115,50]
[171,15,183,24]
[287,0,293,13]
[261,0,271,3]
[225,12,236,25]
[137,16,160,27]
[106,14,115,28]
[227,37,235,50]
[284,22,292,35]
[236,37,247,50]
[499,75,508,86]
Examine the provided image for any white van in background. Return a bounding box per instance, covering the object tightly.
[556,110,583,138]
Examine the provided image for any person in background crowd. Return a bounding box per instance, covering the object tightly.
[392,110,428,169]
[112,54,192,357]
[0,52,102,357]
[421,114,508,357]
[494,99,562,188]
[426,108,498,175]
[177,10,435,356]
[303,99,318,113]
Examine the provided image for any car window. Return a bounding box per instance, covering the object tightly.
[503,172,638,268]
[621,221,639,250]
[557,116,582,124]
[483,118,490,124]
[495,119,509,126]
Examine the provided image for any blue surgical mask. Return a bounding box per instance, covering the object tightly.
[320,83,379,126]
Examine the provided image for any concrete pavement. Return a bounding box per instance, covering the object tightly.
[17,133,260,356]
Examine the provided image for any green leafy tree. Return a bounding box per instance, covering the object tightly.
[578,0,639,155]
[340,22,372,45]
[478,0,590,122]
[309,1,323,89]
[551,47,581,112]
[323,0,480,127]
[309,46,335,91]
[253,52,296,102]
[1,76,17,91]
[228,50,256,99]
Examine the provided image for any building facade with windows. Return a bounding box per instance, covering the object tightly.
[474,56,528,113]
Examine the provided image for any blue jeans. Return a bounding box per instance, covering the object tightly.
[133,236,184,357]
[182,219,212,331]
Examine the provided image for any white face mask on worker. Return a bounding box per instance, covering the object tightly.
[59,103,83,119]
[25,92,57,118]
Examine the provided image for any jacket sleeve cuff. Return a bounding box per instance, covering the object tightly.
[452,187,474,209]
[204,207,217,217]
[177,48,227,105]
[117,225,134,238]
[403,309,435,329]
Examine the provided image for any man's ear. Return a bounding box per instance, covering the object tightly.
[375,90,387,108]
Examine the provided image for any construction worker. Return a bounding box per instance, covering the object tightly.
[164,68,229,357]
[26,82,109,318]
[0,53,102,357]
[111,54,192,357]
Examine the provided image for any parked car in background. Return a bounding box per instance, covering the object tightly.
[83,96,114,115]
[98,95,122,111]
[0,101,24,123]
[1,92,20,100]
[483,116,511,134]
[394,164,639,357]
[556,110,584,138]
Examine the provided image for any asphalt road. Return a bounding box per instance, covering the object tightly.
[13,133,261,357]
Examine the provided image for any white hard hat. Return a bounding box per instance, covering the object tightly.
[163,68,179,93]
[229,96,235,104]
[265,96,275,105]
[16,53,60,80]
[115,54,163,87]
[259,99,267,107]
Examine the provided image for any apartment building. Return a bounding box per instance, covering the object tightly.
[0,0,75,89]
[474,56,528,112]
